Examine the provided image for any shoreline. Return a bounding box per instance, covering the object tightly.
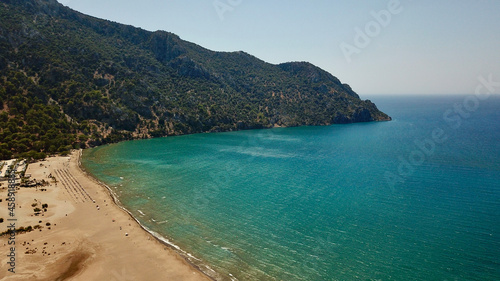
[76,150,220,281]
[0,150,214,281]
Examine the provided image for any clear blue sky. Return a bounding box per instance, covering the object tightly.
[58,0,500,96]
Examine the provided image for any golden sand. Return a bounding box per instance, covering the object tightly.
[0,150,211,281]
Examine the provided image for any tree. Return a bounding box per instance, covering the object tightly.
[0,149,12,160]
[48,145,57,154]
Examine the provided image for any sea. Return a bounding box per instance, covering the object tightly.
[82,94,500,281]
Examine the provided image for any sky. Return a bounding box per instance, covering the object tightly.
[57,0,500,96]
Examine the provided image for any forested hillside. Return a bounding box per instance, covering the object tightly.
[0,0,390,160]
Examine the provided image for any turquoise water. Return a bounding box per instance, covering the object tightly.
[82,95,500,280]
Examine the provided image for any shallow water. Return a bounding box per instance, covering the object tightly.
[82,95,500,280]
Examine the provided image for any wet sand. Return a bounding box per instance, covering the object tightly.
[0,150,211,281]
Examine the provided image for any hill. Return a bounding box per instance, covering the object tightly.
[0,0,390,160]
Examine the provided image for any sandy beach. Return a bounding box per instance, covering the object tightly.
[0,150,211,281]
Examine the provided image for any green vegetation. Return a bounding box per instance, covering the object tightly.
[0,0,390,160]
[0,70,85,159]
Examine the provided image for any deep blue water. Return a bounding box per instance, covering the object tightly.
[82,95,500,280]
